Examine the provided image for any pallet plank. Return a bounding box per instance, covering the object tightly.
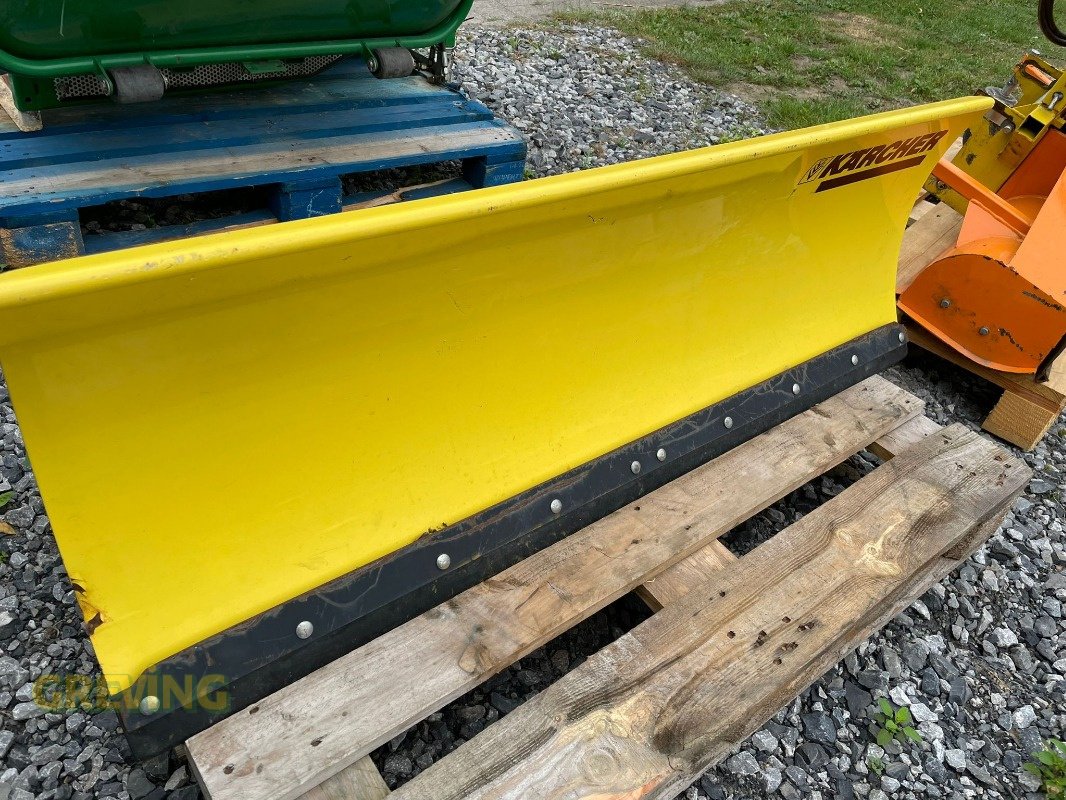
[0,126,522,217]
[636,541,736,611]
[390,424,1028,800]
[896,204,962,293]
[299,756,389,800]
[982,390,1064,452]
[187,376,921,800]
[867,414,941,461]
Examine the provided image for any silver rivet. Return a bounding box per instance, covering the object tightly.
[436,553,451,570]
[550,498,562,514]
[898,331,906,343]
[139,695,160,715]
[296,620,313,639]
[979,326,989,336]
[792,383,801,395]
[630,460,641,475]
[656,448,667,461]
[851,354,859,365]
[724,416,734,429]
[940,298,951,308]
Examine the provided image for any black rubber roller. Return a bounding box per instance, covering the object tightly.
[109,65,166,103]
[368,48,416,79]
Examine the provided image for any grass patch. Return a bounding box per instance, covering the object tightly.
[562,0,1066,129]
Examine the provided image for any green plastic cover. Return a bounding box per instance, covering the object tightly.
[0,0,463,63]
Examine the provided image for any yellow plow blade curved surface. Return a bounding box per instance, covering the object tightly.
[0,96,988,748]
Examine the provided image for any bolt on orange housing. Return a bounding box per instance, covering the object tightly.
[899,129,1066,373]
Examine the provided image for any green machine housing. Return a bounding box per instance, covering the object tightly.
[0,0,472,111]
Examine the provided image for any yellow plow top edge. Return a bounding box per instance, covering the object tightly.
[0,96,990,690]
[0,96,989,329]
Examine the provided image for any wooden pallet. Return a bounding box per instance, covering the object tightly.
[0,59,526,268]
[898,203,1066,450]
[184,376,1028,800]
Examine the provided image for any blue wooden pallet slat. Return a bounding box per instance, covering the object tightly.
[1,101,493,169]
[0,122,523,219]
[0,57,526,266]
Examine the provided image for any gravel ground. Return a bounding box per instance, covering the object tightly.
[1,23,1065,800]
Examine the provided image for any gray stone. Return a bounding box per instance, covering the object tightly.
[30,743,63,765]
[163,766,188,791]
[794,742,829,771]
[750,729,777,752]
[124,767,155,800]
[1013,705,1037,729]
[858,670,888,690]
[910,702,937,724]
[10,702,42,721]
[919,667,940,696]
[988,627,1019,648]
[725,751,759,776]
[762,766,783,794]
[924,757,949,783]
[902,641,929,672]
[1030,478,1056,494]
[801,712,837,746]
[1047,572,1066,591]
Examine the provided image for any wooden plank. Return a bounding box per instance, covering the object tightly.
[1044,348,1066,398]
[896,204,962,293]
[867,414,941,461]
[186,376,922,800]
[389,424,1029,800]
[300,757,389,800]
[637,541,736,611]
[0,76,42,133]
[0,220,84,268]
[0,125,522,217]
[983,390,1063,451]
[907,198,937,226]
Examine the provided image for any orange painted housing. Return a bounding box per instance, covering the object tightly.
[899,130,1066,373]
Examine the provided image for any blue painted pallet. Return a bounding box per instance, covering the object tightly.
[0,59,526,267]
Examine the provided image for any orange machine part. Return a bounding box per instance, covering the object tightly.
[899,131,1066,373]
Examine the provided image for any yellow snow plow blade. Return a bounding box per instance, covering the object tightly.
[0,96,988,754]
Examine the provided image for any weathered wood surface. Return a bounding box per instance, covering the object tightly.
[187,376,921,800]
[2,126,519,199]
[637,541,736,611]
[301,757,389,800]
[0,76,42,133]
[983,390,1065,452]
[867,414,941,461]
[896,204,962,292]
[388,424,1028,800]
